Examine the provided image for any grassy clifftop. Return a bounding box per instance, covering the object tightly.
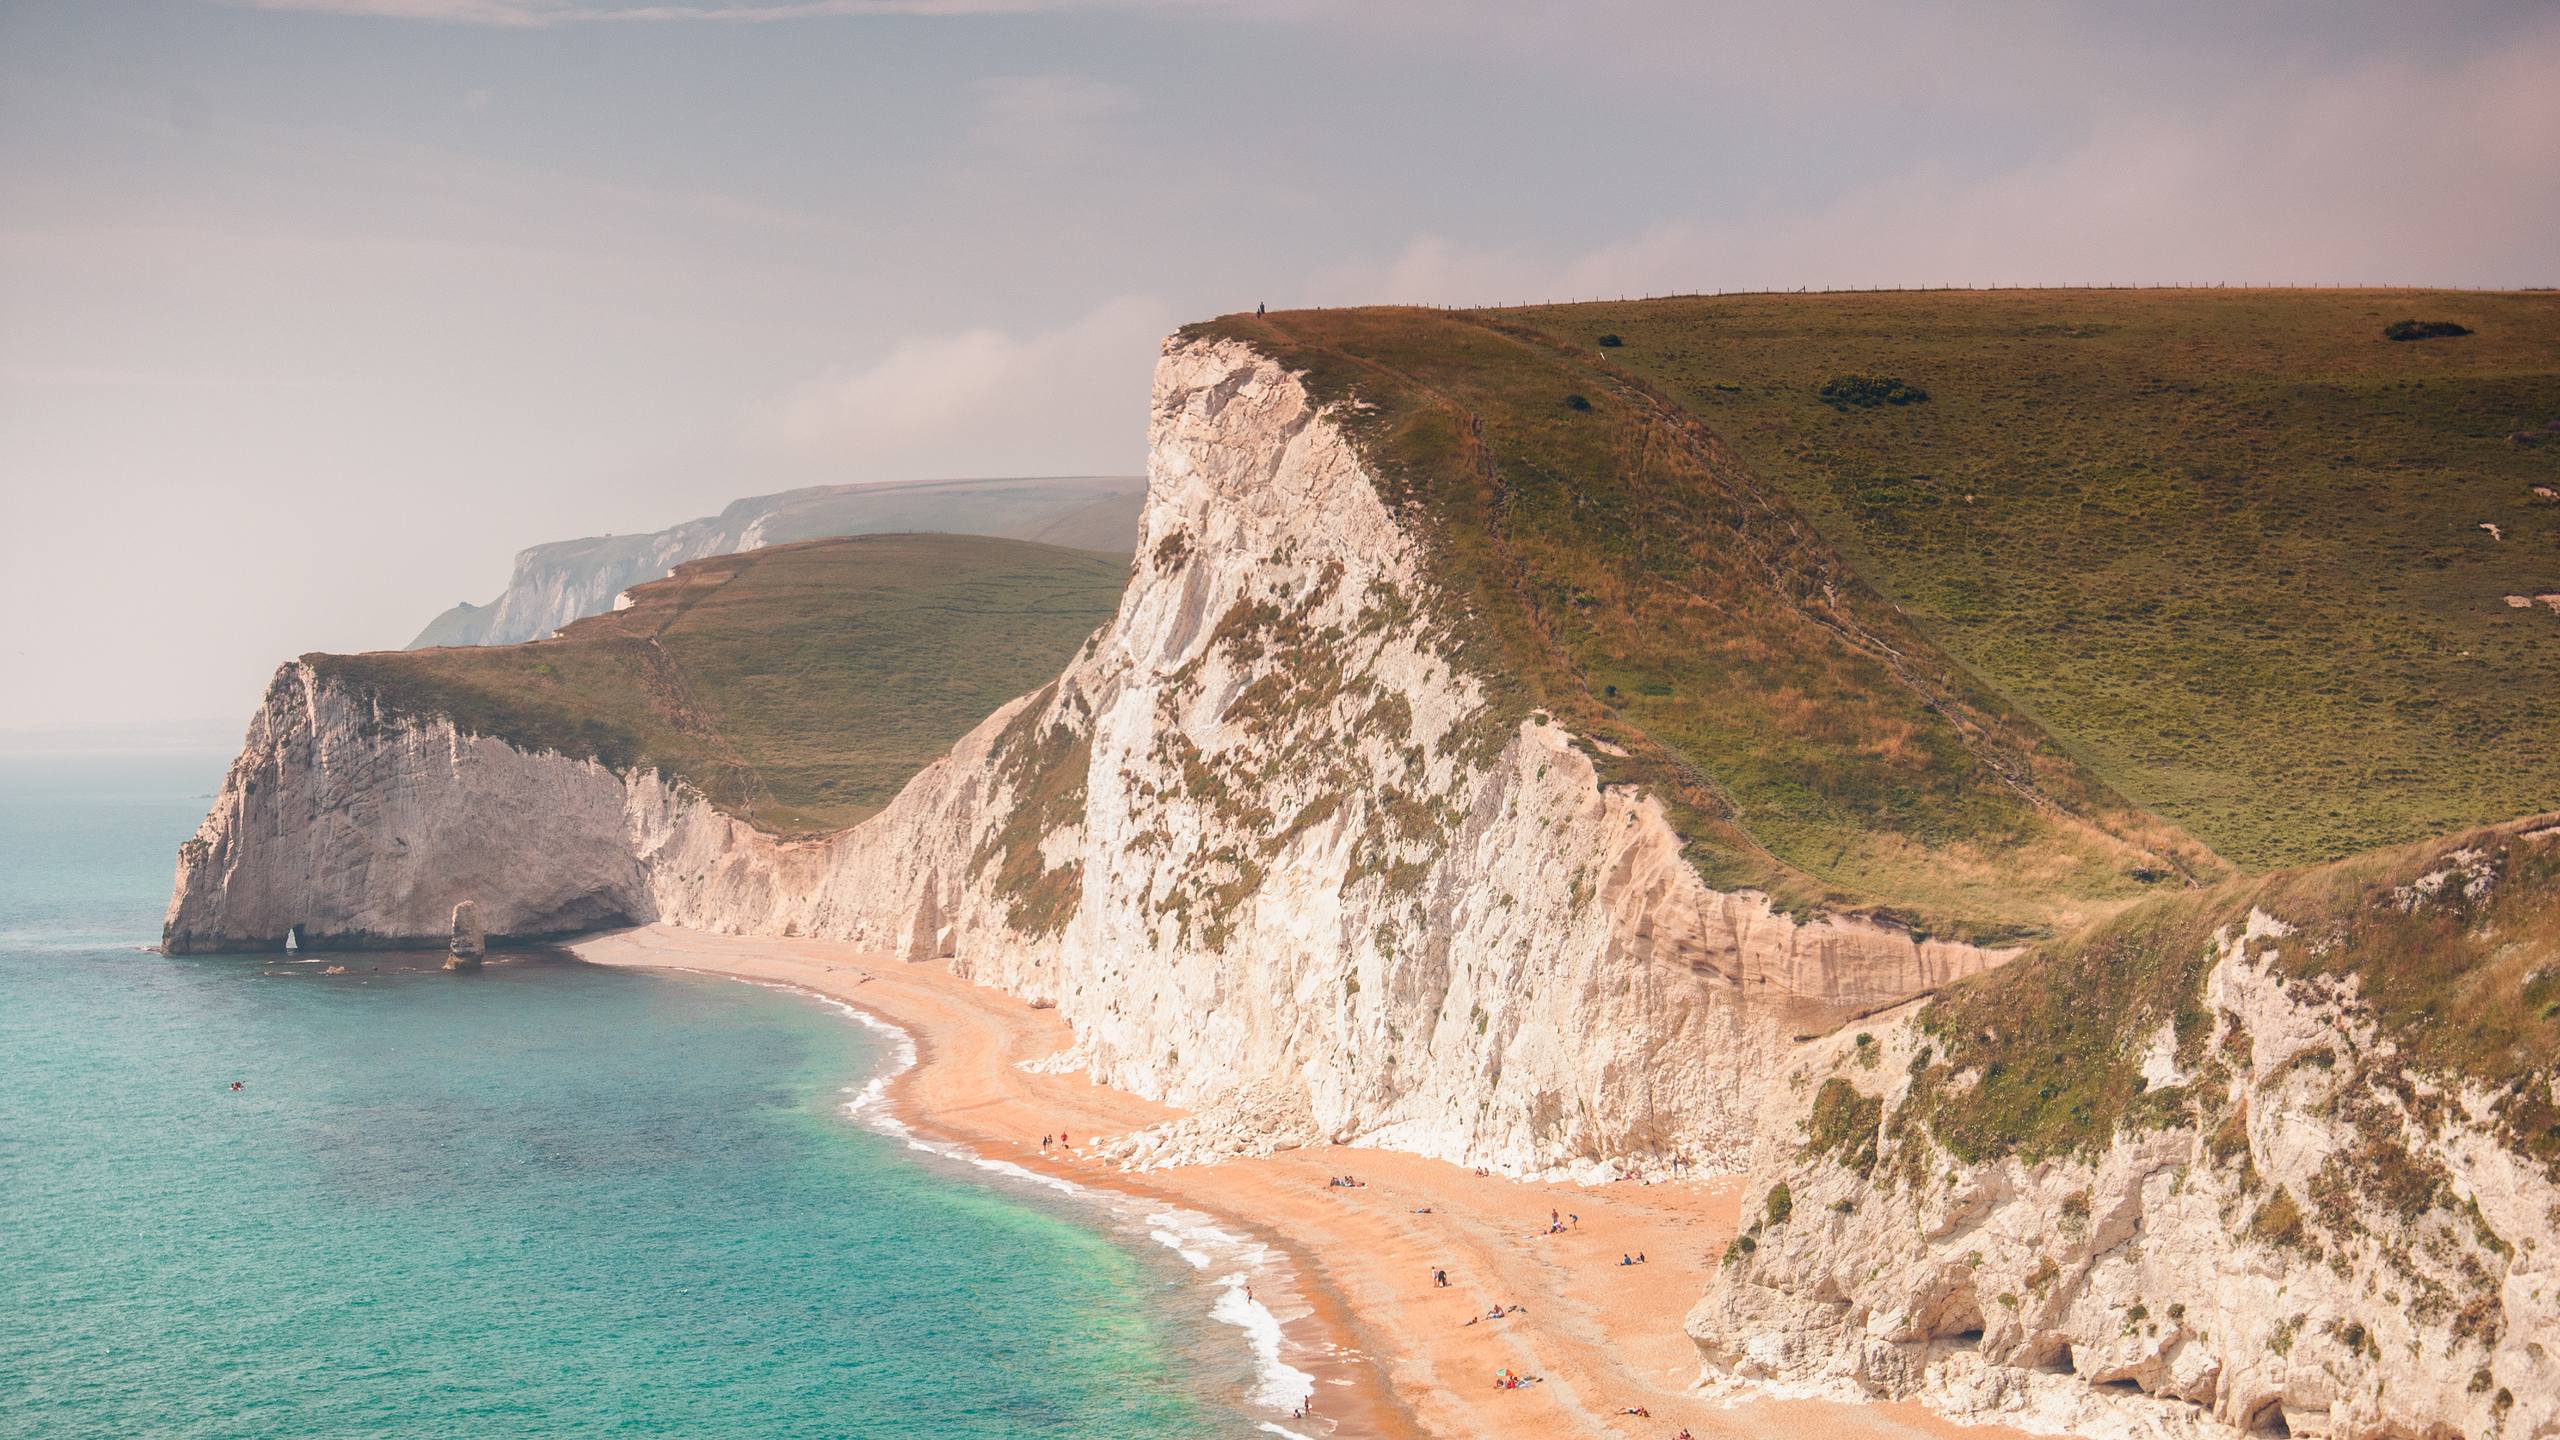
[1192,305,2209,942]
[1196,290,2559,937]
[310,534,1127,836]
[1501,289,2560,870]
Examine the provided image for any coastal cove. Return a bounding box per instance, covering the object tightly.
[572,925,2036,1440]
[0,754,1278,1440]
[2,753,2033,1440]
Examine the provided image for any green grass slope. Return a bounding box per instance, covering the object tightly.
[1502,289,2560,870]
[1192,307,2209,943]
[312,534,1127,836]
[1195,290,2560,938]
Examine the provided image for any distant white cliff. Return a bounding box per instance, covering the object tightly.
[407,474,1144,649]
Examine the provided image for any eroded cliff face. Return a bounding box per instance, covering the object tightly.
[165,666,652,951]
[950,340,2007,1173]
[1692,831,2560,1440]
[170,336,2009,1176]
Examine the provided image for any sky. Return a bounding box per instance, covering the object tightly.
[2,0,2555,743]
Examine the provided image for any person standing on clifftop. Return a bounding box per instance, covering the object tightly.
[1256,301,1265,317]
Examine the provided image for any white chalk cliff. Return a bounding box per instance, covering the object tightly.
[170,336,2002,1177]
[1692,827,2560,1440]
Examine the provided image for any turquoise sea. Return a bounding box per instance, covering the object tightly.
[0,752,1282,1439]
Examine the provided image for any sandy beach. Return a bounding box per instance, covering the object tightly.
[572,925,2046,1440]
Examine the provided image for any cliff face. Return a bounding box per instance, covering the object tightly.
[1692,823,2560,1440]
[942,339,2009,1171]
[165,666,651,951]
[171,336,2008,1175]
[406,475,1144,649]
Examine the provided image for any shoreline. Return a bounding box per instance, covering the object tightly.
[588,938,1404,1436]
[752,974,1341,1432]
[572,925,2045,1440]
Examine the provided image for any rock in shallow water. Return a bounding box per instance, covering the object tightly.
[446,900,485,970]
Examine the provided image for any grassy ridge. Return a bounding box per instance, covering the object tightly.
[1191,307,2202,940]
[1502,289,2560,869]
[310,534,1127,836]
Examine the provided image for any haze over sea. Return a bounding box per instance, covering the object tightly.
[0,751,1265,1439]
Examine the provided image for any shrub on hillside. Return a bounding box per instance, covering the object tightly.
[1819,374,1930,409]
[2383,319,2473,342]
[1596,333,1624,347]
[1564,393,1594,412]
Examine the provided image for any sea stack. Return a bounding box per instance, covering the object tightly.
[445,901,485,971]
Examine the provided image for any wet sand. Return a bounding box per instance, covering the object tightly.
[573,925,2047,1440]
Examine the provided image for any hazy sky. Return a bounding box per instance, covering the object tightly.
[3,0,2555,742]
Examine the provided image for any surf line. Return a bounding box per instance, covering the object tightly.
[727,975,1325,1423]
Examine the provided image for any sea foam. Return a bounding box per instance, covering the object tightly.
[734,976,1321,1423]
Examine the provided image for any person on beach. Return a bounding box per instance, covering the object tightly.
[1569,1212,1579,1229]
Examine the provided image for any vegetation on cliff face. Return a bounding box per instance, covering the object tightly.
[1188,305,2207,942]
[1894,818,2560,1172]
[973,681,1093,938]
[308,534,1127,836]
[1500,289,2560,871]
[1730,821,2560,1415]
